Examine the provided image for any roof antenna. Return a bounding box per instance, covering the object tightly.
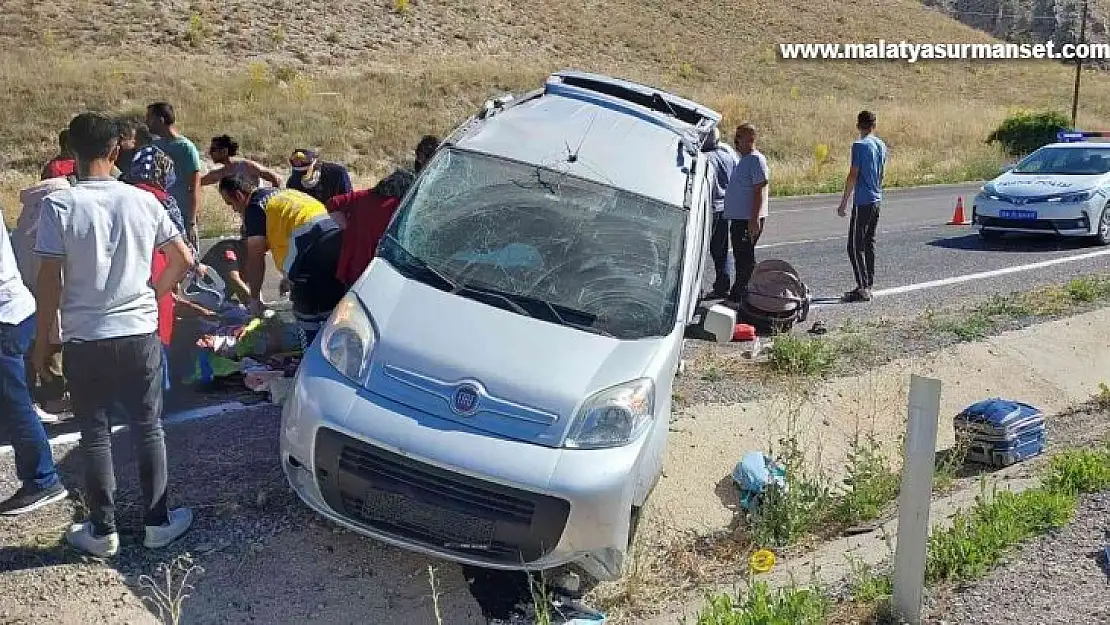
[566,110,598,164]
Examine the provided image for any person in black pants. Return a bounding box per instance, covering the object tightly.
[722,123,770,302]
[702,128,739,298]
[837,110,888,302]
[32,112,195,557]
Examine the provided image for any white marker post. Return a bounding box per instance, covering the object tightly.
[893,374,943,624]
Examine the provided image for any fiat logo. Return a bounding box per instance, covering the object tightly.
[451,384,481,416]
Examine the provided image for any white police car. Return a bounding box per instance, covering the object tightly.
[974,130,1110,244]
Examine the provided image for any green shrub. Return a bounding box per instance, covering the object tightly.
[833,433,900,527]
[1042,448,1110,495]
[767,335,836,376]
[925,486,1075,583]
[697,581,830,625]
[748,434,833,548]
[986,110,1070,157]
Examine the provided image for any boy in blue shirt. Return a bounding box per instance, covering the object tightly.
[837,110,888,302]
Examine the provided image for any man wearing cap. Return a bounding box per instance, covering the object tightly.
[286,149,352,207]
[218,174,347,346]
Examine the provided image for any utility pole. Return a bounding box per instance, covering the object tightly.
[1071,0,1089,128]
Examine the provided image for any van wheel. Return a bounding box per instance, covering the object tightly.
[628,505,643,548]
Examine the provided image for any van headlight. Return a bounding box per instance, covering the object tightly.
[564,379,655,449]
[319,293,376,383]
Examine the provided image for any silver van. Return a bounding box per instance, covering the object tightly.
[280,70,721,582]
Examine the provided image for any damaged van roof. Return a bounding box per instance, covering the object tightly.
[448,72,721,207]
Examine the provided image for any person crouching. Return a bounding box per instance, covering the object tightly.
[217,173,347,347]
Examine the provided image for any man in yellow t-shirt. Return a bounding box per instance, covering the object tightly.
[218,174,347,345]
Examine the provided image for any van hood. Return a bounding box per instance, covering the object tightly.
[988,172,1105,197]
[352,260,669,448]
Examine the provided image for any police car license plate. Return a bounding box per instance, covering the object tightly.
[1000,210,1038,220]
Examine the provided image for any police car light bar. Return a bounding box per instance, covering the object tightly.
[1057,130,1110,142]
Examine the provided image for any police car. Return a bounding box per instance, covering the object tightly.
[974,130,1110,244]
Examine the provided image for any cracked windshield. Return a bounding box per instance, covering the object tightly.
[379,148,688,339]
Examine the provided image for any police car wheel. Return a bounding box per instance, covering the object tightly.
[1096,204,1110,246]
[978,228,1003,242]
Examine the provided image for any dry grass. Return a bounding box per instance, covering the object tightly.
[7,2,1110,234]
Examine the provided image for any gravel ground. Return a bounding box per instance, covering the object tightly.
[0,406,487,625]
[922,490,1110,625]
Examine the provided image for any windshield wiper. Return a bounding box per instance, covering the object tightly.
[461,284,614,338]
[380,234,457,291]
[454,283,534,318]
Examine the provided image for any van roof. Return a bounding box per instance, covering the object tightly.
[448,71,722,207]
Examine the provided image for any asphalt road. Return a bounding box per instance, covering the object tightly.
[709,181,1110,326]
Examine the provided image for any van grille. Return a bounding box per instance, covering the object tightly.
[314,428,570,564]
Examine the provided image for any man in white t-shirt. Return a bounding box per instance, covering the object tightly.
[32,112,195,557]
[0,212,67,516]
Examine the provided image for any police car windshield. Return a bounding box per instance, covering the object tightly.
[1011,146,1110,175]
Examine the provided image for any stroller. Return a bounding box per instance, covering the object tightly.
[736,259,811,335]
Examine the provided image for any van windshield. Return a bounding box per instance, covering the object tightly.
[379,148,688,340]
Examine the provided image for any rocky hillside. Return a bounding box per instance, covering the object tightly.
[923,0,1109,62]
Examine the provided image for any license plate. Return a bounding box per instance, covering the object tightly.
[1000,209,1038,220]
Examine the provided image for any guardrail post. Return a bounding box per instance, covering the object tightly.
[892,374,943,624]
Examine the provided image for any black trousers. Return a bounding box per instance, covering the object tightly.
[848,202,881,290]
[708,211,731,295]
[64,332,169,535]
[288,225,348,346]
[729,217,765,300]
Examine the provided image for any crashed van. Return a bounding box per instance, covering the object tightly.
[280,70,722,582]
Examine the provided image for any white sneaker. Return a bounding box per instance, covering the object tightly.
[34,404,61,425]
[143,508,194,549]
[65,522,120,557]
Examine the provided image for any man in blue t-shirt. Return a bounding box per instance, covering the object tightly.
[837,110,888,302]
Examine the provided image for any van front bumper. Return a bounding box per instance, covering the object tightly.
[279,346,650,581]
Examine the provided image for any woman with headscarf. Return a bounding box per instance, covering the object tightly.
[127,146,203,390]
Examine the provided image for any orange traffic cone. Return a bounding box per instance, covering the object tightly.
[948,196,971,225]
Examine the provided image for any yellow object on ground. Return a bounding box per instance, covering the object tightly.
[750,549,776,573]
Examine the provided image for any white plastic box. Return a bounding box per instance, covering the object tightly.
[704,304,737,343]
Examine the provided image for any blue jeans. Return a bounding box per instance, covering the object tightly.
[0,314,59,490]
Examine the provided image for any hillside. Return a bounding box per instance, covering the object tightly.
[5,0,1110,232]
[924,0,1110,60]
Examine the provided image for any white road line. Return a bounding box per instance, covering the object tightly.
[757,235,843,249]
[873,248,1110,297]
[0,401,270,457]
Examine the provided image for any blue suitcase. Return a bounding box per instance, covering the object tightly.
[954,398,1047,468]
